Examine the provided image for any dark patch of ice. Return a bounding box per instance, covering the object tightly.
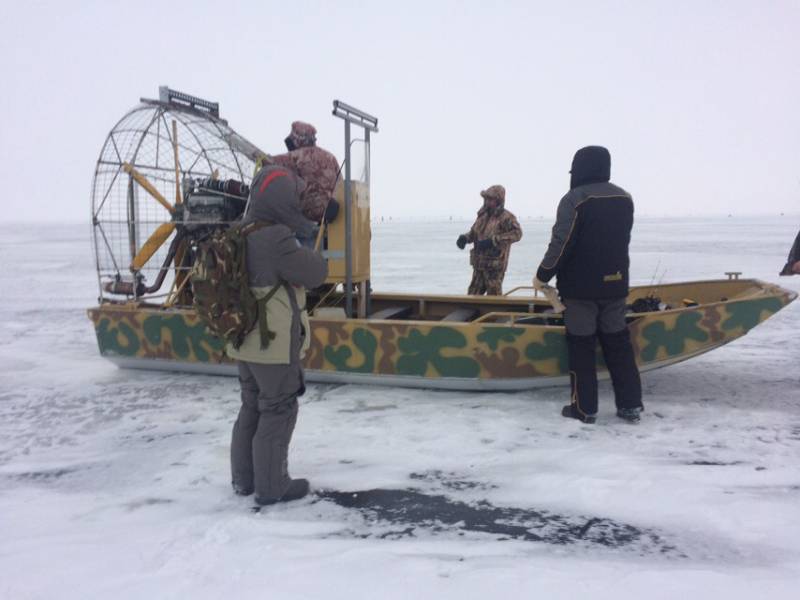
[124,497,175,511]
[409,470,497,492]
[315,488,681,555]
[9,467,79,481]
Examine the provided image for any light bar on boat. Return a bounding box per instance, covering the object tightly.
[332,100,378,132]
[151,86,220,118]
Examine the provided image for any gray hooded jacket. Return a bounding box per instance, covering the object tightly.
[227,165,327,396]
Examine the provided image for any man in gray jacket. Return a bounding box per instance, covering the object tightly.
[228,164,327,504]
[534,146,643,424]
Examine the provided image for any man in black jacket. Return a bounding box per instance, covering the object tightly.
[534,146,643,424]
[780,228,800,275]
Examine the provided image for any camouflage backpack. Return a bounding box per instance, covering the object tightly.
[190,221,281,351]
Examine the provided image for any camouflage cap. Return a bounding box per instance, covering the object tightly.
[480,185,505,202]
[289,121,317,147]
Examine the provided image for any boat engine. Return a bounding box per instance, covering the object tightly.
[178,177,250,239]
[103,177,250,297]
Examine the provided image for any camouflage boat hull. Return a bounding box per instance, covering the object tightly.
[87,279,796,390]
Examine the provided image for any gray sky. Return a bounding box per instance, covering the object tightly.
[1,0,798,222]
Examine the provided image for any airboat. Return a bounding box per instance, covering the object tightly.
[87,87,797,390]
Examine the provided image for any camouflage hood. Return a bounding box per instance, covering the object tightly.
[479,184,506,215]
[244,165,314,238]
[288,121,317,149]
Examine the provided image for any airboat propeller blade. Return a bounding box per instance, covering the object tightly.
[167,237,191,306]
[122,163,175,214]
[130,222,176,271]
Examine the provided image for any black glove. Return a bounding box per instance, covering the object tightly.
[474,238,494,251]
[456,234,467,249]
[323,198,340,224]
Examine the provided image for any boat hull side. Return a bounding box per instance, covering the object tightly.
[87,281,795,390]
[102,342,730,390]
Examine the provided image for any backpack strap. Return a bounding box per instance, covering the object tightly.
[256,282,290,349]
[239,219,283,350]
[240,219,275,237]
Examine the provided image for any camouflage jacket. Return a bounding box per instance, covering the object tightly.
[272,146,340,222]
[464,207,522,270]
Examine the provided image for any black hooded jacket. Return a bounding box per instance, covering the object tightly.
[780,229,800,276]
[536,146,634,300]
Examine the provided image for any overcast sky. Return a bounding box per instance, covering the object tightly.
[1,0,798,222]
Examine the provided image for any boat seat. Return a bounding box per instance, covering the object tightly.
[313,307,347,320]
[369,306,413,320]
[516,314,562,325]
[440,307,480,322]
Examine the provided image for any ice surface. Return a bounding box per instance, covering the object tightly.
[0,217,799,599]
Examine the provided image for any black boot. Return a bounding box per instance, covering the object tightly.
[562,403,596,424]
[598,329,643,412]
[233,483,254,496]
[255,478,310,506]
[563,333,598,422]
[616,407,642,424]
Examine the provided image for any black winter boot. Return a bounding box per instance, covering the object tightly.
[564,333,599,421]
[233,483,254,496]
[598,329,643,411]
[616,407,642,424]
[561,403,596,424]
[255,478,310,506]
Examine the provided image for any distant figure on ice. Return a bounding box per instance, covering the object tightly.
[271,121,341,225]
[534,146,643,424]
[456,185,522,295]
[227,164,327,505]
[780,229,800,275]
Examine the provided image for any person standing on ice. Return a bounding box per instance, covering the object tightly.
[226,164,327,505]
[457,185,522,295]
[779,228,800,275]
[270,121,341,225]
[534,146,643,424]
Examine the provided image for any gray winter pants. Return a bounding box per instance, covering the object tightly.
[562,297,627,335]
[231,361,299,500]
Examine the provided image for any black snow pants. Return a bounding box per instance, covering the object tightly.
[563,297,643,417]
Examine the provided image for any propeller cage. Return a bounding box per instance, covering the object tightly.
[90,88,261,300]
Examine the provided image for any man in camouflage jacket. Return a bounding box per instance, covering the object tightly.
[271,121,340,223]
[457,185,522,295]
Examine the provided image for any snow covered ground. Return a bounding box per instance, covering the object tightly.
[1,216,799,600]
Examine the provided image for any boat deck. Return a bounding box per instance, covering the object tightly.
[307,278,779,325]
